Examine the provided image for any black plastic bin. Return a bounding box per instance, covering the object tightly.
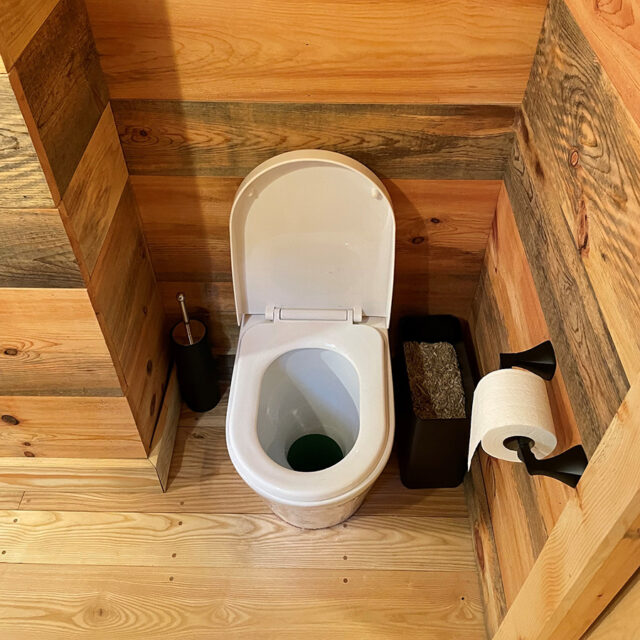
[393,315,478,488]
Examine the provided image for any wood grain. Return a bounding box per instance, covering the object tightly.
[0,564,485,640]
[61,104,129,276]
[0,491,23,509]
[0,0,58,70]
[0,73,53,208]
[0,396,145,459]
[0,457,161,490]
[22,405,469,517]
[85,0,545,106]
[464,456,507,637]
[0,509,474,571]
[0,288,122,396]
[493,376,640,640]
[584,571,640,639]
[564,0,640,130]
[505,140,629,456]
[148,367,180,490]
[520,0,640,382]
[90,183,170,447]
[0,208,82,287]
[113,100,515,179]
[12,0,109,196]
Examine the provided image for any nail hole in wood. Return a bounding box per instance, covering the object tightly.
[343,578,348,583]
[1,550,6,554]
[178,521,183,526]
[172,553,177,558]
[343,555,348,560]
[169,576,174,582]
[12,519,17,523]
[1,415,19,426]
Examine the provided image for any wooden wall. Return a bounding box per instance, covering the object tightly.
[82,0,551,349]
[468,0,640,633]
[0,0,171,456]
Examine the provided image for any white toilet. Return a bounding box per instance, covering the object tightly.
[225,150,395,529]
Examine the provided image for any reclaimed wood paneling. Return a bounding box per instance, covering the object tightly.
[12,0,109,197]
[0,396,145,459]
[464,456,507,637]
[520,0,640,383]
[0,208,82,287]
[61,104,128,276]
[134,176,500,350]
[505,142,628,456]
[114,101,515,180]
[0,288,122,396]
[493,376,640,640]
[564,0,640,130]
[0,0,58,70]
[0,73,53,208]
[86,0,545,105]
[90,182,169,448]
[0,565,484,640]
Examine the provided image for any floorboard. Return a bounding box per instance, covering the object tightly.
[3,388,485,638]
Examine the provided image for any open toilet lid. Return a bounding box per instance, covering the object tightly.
[229,150,396,327]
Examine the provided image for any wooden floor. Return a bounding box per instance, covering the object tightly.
[0,386,485,639]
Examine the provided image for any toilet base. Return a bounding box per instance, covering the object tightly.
[266,491,368,529]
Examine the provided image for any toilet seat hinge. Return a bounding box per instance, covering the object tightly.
[266,306,362,323]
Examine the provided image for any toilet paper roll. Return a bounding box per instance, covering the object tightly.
[468,368,557,469]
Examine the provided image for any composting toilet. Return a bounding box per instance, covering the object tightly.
[225,150,395,529]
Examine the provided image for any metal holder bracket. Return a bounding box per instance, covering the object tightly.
[499,340,588,488]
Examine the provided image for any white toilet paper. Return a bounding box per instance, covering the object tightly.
[468,368,557,468]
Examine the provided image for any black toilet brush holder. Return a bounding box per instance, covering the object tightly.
[170,293,220,413]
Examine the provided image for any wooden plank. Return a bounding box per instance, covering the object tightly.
[0,73,53,208]
[86,0,545,105]
[0,288,122,396]
[0,396,145,459]
[564,0,640,130]
[493,376,640,640]
[0,564,485,640]
[505,140,629,456]
[583,571,640,640]
[90,183,170,447]
[12,0,109,197]
[0,457,161,491]
[0,0,58,70]
[0,491,23,509]
[148,366,181,490]
[61,104,129,276]
[22,414,470,517]
[0,510,475,571]
[0,208,83,287]
[464,455,507,637]
[520,0,640,382]
[113,100,516,179]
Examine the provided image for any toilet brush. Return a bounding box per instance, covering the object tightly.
[170,292,220,412]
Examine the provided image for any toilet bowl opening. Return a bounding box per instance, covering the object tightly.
[257,348,360,471]
[287,434,344,472]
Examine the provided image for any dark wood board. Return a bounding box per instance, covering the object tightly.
[0,208,82,287]
[113,100,516,180]
[13,0,109,197]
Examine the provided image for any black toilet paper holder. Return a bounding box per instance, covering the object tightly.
[499,341,588,488]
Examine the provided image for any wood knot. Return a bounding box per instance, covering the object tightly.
[146,359,153,375]
[23,451,35,457]
[569,148,580,167]
[430,217,441,224]
[1,415,19,426]
[3,348,18,356]
[142,305,148,316]
[534,159,545,179]
[411,236,425,245]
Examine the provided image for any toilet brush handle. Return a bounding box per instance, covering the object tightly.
[176,292,194,345]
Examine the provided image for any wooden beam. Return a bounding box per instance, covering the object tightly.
[113,100,515,180]
[492,376,640,640]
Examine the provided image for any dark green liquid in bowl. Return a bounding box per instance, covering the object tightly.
[287,434,344,472]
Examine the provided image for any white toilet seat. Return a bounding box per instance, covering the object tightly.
[226,319,392,506]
